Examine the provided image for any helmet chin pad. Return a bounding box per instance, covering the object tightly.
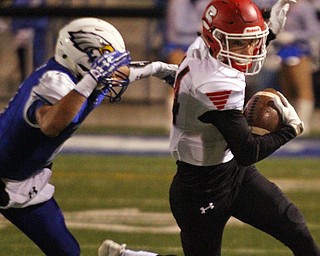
[231,60,253,73]
[219,53,264,75]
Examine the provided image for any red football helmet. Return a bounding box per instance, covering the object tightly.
[202,0,269,75]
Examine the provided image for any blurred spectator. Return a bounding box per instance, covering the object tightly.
[253,0,275,9]
[274,0,320,134]
[145,0,168,60]
[10,0,49,81]
[246,0,320,134]
[0,19,8,32]
[312,0,320,10]
[310,0,320,108]
[162,0,210,64]
[245,0,282,99]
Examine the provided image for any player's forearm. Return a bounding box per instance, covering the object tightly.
[36,90,86,137]
[198,110,295,166]
[129,61,177,86]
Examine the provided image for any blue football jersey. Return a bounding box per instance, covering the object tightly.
[0,58,105,180]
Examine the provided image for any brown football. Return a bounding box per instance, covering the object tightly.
[244,88,283,135]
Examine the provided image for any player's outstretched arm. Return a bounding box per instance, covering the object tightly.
[129,61,178,87]
[36,51,131,137]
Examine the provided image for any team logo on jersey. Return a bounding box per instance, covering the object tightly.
[206,90,232,110]
[69,31,115,55]
[28,186,38,199]
[203,5,217,31]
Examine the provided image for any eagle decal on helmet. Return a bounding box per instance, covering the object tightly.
[69,31,115,61]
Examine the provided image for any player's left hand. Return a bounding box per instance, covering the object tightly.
[272,92,304,136]
[268,0,297,35]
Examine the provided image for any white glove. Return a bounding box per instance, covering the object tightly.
[129,61,178,87]
[273,92,304,135]
[268,0,297,35]
[151,62,178,86]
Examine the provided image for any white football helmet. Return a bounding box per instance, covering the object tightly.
[55,18,126,77]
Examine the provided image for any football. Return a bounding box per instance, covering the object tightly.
[244,88,283,135]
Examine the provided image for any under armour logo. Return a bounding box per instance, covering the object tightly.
[28,186,38,199]
[200,202,214,214]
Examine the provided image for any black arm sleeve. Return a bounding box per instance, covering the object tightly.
[198,110,296,166]
[266,29,276,46]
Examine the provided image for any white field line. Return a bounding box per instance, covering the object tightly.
[61,135,320,156]
[0,180,319,233]
[0,207,319,233]
[0,208,241,233]
[270,179,320,191]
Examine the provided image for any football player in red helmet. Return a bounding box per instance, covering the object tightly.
[167,0,319,255]
[97,1,319,256]
[202,0,269,75]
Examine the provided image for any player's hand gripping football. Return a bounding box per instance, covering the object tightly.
[268,0,297,35]
[272,92,304,136]
[89,50,131,87]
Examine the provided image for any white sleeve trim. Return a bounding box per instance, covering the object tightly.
[23,71,76,127]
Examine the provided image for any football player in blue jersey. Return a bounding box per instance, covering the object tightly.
[0,18,177,256]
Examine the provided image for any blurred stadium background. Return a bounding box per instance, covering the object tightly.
[0,0,319,134]
[0,0,173,133]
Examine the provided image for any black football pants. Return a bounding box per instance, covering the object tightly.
[169,159,320,256]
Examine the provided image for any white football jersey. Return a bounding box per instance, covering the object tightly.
[169,37,246,166]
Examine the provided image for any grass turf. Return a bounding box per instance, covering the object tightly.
[0,155,319,255]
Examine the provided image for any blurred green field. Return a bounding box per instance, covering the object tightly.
[0,155,319,256]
